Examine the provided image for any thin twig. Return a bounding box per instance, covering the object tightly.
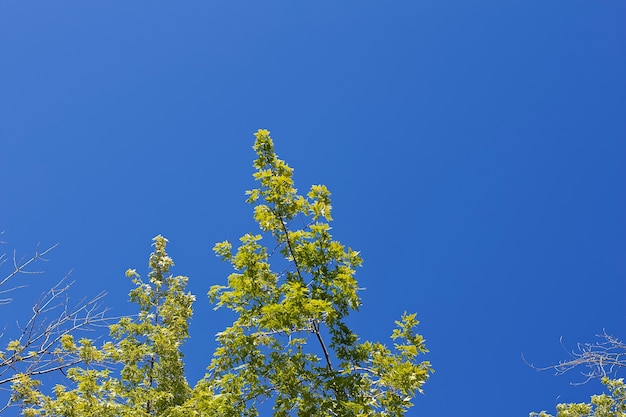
[523,331,626,384]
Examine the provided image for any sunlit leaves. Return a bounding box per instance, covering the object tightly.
[6,340,23,353]
[531,378,626,417]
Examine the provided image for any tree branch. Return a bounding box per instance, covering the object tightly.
[275,213,333,372]
[523,331,626,384]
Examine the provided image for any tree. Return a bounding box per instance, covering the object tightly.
[528,332,626,417]
[8,129,433,416]
[0,237,108,414]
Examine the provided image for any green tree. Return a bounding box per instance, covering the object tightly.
[9,129,432,416]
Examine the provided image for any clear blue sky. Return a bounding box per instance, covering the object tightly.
[1,1,625,415]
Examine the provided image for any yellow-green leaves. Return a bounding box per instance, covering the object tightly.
[213,240,233,260]
[205,130,432,416]
[10,374,42,414]
[308,184,333,221]
[259,281,333,331]
[6,340,22,353]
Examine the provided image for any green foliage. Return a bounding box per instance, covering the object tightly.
[9,129,432,416]
[531,378,626,417]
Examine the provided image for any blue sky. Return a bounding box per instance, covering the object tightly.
[1,1,625,415]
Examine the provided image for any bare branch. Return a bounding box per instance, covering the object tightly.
[0,237,117,412]
[1,242,59,298]
[0,274,112,387]
[523,331,626,384]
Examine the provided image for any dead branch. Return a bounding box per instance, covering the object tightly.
[523,331,626,384]
[0,242,59,305]
[0,274,111,387]
[0,238,115,412]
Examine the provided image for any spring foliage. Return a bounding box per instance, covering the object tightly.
[9,130,432,416]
